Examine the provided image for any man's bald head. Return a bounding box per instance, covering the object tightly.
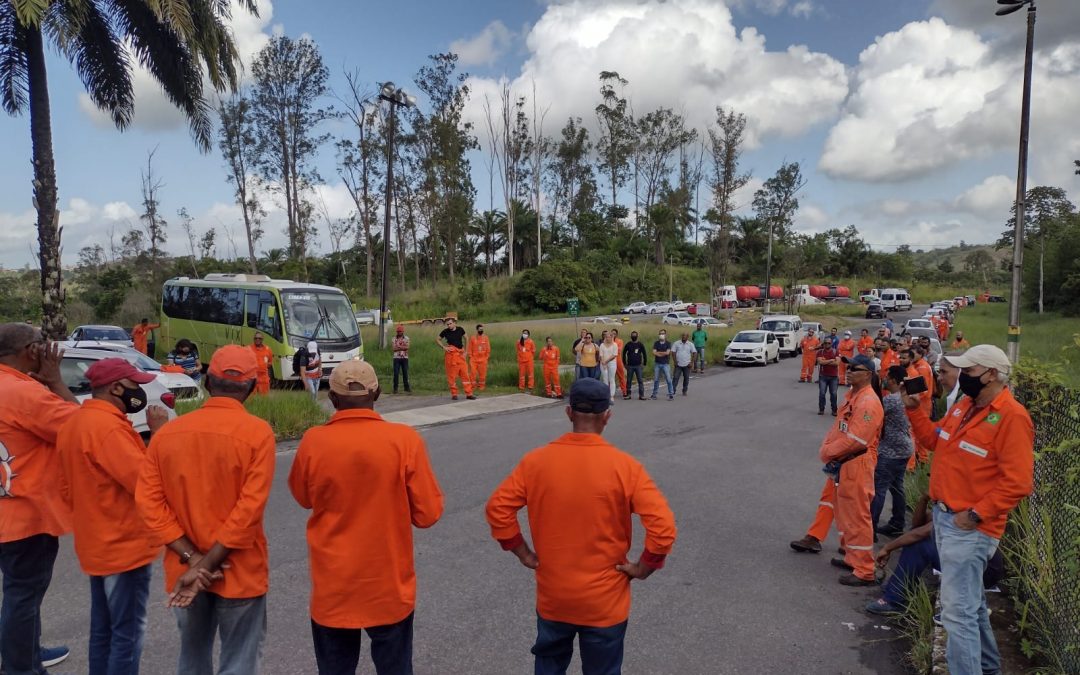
[0,323,40,358]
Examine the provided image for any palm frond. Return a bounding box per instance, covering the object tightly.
[0,2,30,115]
[11,0,50,27]
[187,0,240,92]
[144,0,194,43]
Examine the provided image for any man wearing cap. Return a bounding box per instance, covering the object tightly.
[467,324,490,391]
[902,345,1033,675]
[131,318,160,357]
[790,353,883,586]
[799,328,820,383]
[136,345,276,674]
[837,331,857,385]
[249,333,273,395]
[436,318,476,401]
[57,358,170,674]
[487,378,676,674]
[289,360,443,673]
[391,325,412,394]
[0,323,80,674]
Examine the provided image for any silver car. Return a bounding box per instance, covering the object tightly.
[61,341,202,400]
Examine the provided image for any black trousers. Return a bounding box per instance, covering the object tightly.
[311,613,414,675]
[392,358,411,392]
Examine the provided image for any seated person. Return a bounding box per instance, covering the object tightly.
[167,338,203,382]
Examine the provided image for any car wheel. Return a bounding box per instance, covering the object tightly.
[773,352,780,363]
[725,360,732,367]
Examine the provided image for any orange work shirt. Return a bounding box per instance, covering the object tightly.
[911,359,934,417]
[838,338,856,359]
[819,385,884,463]
[800,336,820,354]
[57,399,160,576]
[288,409,443,628]
[857,336,875,356]
[467,334,491,362]
[486,433,677,627]
[908,387,1034,538]
[951,339,971,350]
[131,323,159,355]
[878,349,899,379]
[517,338,536,363]
[250,343,274,378]
[0,364,79,543]
[136,397,275,598]
[539,346,561,367]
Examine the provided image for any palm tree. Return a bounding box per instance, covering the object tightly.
[0,0,256,337]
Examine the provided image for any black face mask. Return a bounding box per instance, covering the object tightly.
[958,371,988,399]
[478,330,484,335]
[116,384,148,414]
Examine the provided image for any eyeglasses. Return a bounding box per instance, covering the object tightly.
[848,367,870,373]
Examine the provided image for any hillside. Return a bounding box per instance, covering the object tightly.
[908,243,1008,272]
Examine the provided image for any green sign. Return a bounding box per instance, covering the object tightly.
[567,297,580,316]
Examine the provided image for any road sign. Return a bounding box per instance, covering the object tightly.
[567,297,580,316]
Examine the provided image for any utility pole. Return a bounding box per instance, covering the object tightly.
[377,82,416,349]
[764,217,775,314]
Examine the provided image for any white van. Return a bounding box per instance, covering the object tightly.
[879,288,912,312]
[757,314,802,357]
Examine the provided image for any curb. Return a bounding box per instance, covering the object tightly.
[381,393,563,430]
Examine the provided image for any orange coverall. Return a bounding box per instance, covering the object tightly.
[857,336,875,357]
[539,345,562,397]
[444,347,473,398]
[837,338,857,384]
[130,323,160,356]
[806,386,883,581]
[906,359,935,466]
[250,343,274,395]
[613,337,627,396]
[467,334,491,390]
[800,335,821,382]
[878,348,898,380]
[517,338,536,390]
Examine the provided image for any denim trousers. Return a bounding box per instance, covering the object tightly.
[579,365,601,380]
[532,614,628,675]
[935,512,1001,675]
[0,534,58,675]
[651,364,673,397]
[882,536,940,606]
[818,375,838,412]
[174,592,267,675]
[310,613,414,675]
[305,377,320,399]
[672,365,691,394]
[392,358,410,392]
[870,456,909,531]
[625,366,644,396]
[695,346,706,370]
[89,563,152,675]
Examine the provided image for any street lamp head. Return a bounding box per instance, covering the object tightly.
[995,0,1030,15]
[404,94,417,108]
[380,81,397,98]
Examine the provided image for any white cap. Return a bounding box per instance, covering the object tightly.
[844,330,852,337]
[944,344,1011,376]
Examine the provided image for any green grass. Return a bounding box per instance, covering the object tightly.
[897,580,937,673]
[176,390,329,440]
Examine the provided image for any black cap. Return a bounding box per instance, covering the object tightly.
[569,378,611,414]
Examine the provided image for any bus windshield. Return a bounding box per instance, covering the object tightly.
[282,291,360,341]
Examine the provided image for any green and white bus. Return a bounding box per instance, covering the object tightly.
[159,273,363,382]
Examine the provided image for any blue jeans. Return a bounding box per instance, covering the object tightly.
[625,365,644,396]
[580,365,601,380]
[695,347,706,370]
[672,365,691,394]
[89,563,152,675]
[392,358,410,392]
[818,375,838,413]
[935,511,1001,675]
[651,364,673,397]
[882,536,940,606]
[305,377,320,399]
[174,592,266,675]
[0,534,58,675]
[871,456,909,531]
[532,614,628,675]
[311,613,413,675]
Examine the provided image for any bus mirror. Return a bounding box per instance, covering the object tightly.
[267,307,276,318]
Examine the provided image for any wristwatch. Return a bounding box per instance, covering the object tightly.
[966,508,982,524]
[180,550,195,563]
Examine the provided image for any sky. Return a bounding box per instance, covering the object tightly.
[1,0,1079,269]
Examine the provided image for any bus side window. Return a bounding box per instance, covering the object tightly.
[257,291,281,340]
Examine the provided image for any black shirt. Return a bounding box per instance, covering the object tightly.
[439,326,466,349]
[653,340,672,365]
[622,340,647,367]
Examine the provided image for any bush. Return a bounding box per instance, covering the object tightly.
[176,390,329,440]
[509,261,597,312]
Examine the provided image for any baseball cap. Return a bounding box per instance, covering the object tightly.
[568,378,610,414]
[395,325,405,333]
[942,344,1011,376]
[85,358,157,389]
[843,330,852,337]
[329,360,379,396]
[208,345,258,382]
[842,354,876,371]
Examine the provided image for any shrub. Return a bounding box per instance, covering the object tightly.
[509,261,597,312]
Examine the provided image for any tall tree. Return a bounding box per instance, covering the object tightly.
[704,107,751,287]
[545,116,596,251]
[997,185,1076,314]
[484,82,530,276]
[139,148,167,263]
[529,81,550,265]
[1,0,255,337]
[753,162,806,294]
[594,71,634,215]
[218,92,263,273]
[250,35,332,271]
[336,72,382,296]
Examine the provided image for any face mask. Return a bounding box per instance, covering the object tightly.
[659,333,666,340]
[522,333,529,339]
[631,335,638,341]
[117,384,148,415]
[958,371,988,399]
[478,329,484,335]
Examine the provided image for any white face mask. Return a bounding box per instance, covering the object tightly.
[522,333,529,339]
[659,333,667,340]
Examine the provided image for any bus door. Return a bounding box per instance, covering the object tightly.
[244,290,284,375]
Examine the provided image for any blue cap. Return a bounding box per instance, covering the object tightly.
[569,378,611,414]
[843,353,876,371]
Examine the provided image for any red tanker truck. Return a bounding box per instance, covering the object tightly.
[716,285,784,308]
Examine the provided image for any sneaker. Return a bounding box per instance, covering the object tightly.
[667,395,674,400]
[838,547,846,555]
[875,524,904,538]
[818,410,824,415]
[639,396,646,401]
[41,646,69,668]
[830,557,854,571]
[933,613,942,626]
[865,598,903,616]
[623,395,631,400]
[789,536,822,553]
[839,573,880,587]
[650,395,657,400]
[451,396,459,401]
[466,395,477,400]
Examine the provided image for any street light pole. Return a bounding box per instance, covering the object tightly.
[764,217,775,314]
[376,82,416,350]
[997,0,1037,363]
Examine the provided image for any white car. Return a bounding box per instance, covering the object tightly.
[60,347,178,438]
[586,316,622,325]
[901,319,934,335]
[724,330,780,366]
[688,316,726,328]
[62,341,203,400]
[620,302,647,314]
[649,302,673,314]
[670,300,690,311]
[67,324,133,348]
[757,315,802,356]
[662,311,692,325]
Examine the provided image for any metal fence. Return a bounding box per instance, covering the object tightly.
[1009,381,1080,673]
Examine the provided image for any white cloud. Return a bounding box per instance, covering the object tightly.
[928,0,1080,52]
[451,20,515,68]
[954,174,1015,219]
[795,202,829,230]
[728,0,816,18]
[466,0,848,152]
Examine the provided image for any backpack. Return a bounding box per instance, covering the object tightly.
[291,346,310,376]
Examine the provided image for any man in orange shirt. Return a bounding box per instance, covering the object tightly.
[249,332,273,395]
[289,360,443,674]
[951,331,970,350]
[900,346,934,465]
[610,328,627,397]
[0,324,80,674]
[877,338,899,380]
[486,378,677,674]
[467,323,490,390]
[57,358,169,675]
[799,329,821,383]
[136,345,276,674]
[903,345,1033,675]
[856,328,875,358]
[837,330,857,385]
[130,318,160,356]
[539,337,563,399]
[436,318,475,401]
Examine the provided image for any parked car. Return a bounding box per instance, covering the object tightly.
[724,330,780,366]
[878,288,912,312]
[800,322,825,345]
[648,302,674,314]
[586,316,622,325]
[620,301,647,314]
[965,295,977,305]
[60,347,178,438]
[900,318,934,335]
[355,309,376,325]
[60,341,203,400]
[661,311,693,326]
[757,315,802,356]
[987,295,1007,303]
[67,325,133,348]
[865,303,886,319]
[670,300,690,312]
[689,316,726,328]
[924,307,951,324]
[903,327,939,343]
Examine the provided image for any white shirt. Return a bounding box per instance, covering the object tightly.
[671,340,696,367]
[598,342,620,364]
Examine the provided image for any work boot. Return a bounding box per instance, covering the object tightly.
[789,536,822,553]
[451,396,459,401]
[839,573,880,587]
[830,557,854,571]
[466,395,477,400]
[639,395,646,400]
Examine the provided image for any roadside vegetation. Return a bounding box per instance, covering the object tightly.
[176,390,328,440]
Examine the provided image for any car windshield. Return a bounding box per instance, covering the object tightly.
[82,327,129,341]
[734,332,765,343]
[760,320,792,331]
[85,347,161,371]
[282,291,360,340]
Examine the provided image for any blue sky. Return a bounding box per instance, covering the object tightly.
[1,0,1078,267]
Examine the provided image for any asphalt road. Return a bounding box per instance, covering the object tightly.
[29,309,933,675]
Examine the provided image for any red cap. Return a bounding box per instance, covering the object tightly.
[85,358,157,389]
[208,345,258,382]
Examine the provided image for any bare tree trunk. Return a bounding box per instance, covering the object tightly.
[1038,235,1044,314]
[360,122,373,298]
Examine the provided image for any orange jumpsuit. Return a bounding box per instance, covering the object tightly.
[444,348,473,398]
[810,386,883,581]
[878,348,899,380]
[467,334,491,390]
[250,343,274,395]
[937,318,949,342]
[517,338,537,390]
[837,338,856,384]
[857,336,874,357]
[906,358,935,466]
[131,323,160,356]
[800,336,820,382]
[540,345,562,397]
[613,337,627,396]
